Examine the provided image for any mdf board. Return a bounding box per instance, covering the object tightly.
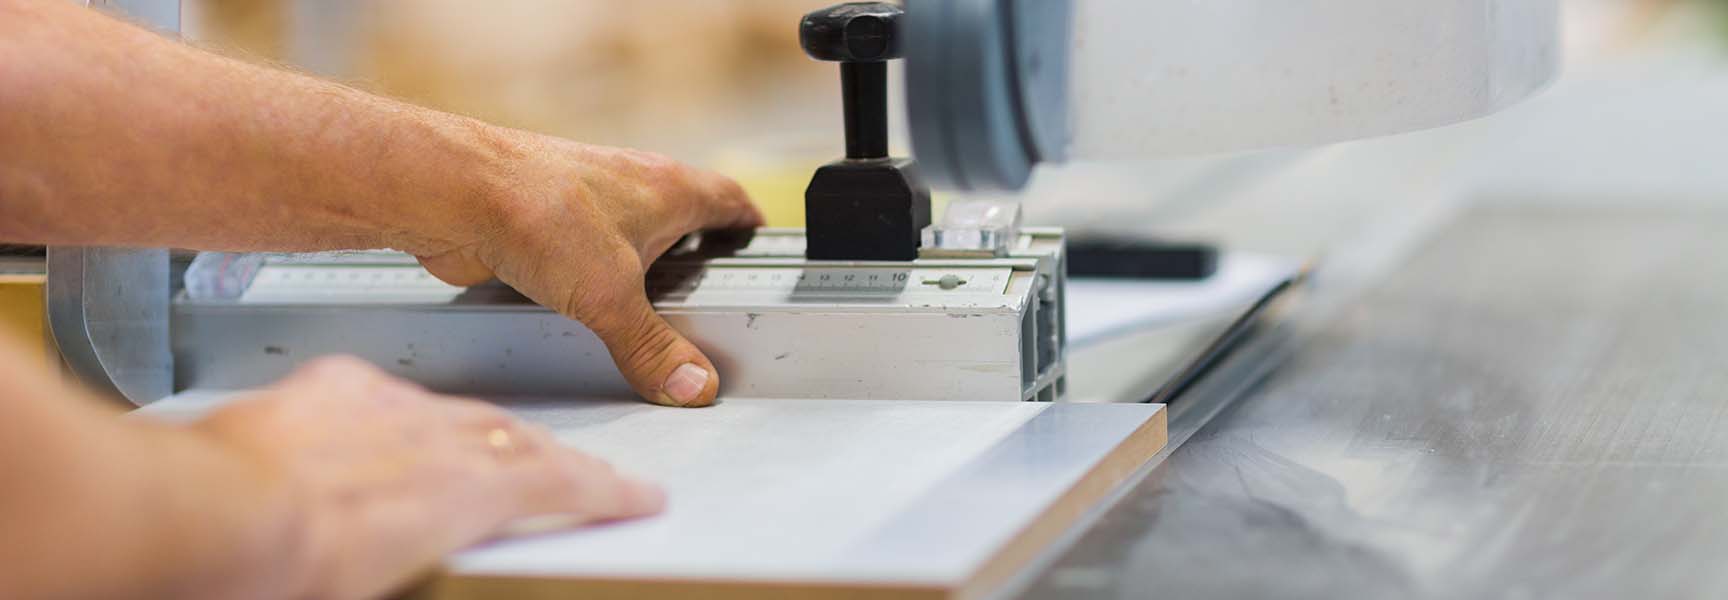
[147,394,1166,599]
[412,398,1167,600]
[0,275,47,359]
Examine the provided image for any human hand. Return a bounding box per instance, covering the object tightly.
[411,133,763,407]
[191,357,664,600]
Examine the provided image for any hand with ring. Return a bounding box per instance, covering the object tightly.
[187,357,665,600]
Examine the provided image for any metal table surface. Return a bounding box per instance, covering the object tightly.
[1018,205,1728,599]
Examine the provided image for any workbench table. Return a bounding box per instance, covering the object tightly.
[1018,205,1728,599]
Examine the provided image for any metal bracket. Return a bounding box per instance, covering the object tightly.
[47,0,180,406]
[47,248,173,404]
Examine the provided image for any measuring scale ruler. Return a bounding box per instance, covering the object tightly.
[171,229,1068,402]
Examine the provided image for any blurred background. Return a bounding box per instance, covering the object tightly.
[185,0,846,229]
[178,0,1728,257]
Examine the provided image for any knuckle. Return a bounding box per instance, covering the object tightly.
[637,155,697,197]
[466,404,520,431]
[613,315,681,375]
[512,437,553,462]
[561,265,644,325]
[631,151,683,177]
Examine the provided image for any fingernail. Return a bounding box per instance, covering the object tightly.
[662,363,710,406]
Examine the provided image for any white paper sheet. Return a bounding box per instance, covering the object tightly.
[1064,252,1300,347]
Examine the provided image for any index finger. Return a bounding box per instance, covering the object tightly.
[495,437,667,537]
[690,169,764,231]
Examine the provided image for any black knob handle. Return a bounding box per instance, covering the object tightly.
[801,3,902,159]
[800,2,903,63]
[799,2,931,261]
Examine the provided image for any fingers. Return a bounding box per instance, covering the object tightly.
[376,384,669,530]
[417,249,497,287]
[267,354,413,408]
[203,355,667,600]
[504,444,667,531]
[282,354,390,384]
[584,293,720,407]
[615,147,761,233]
[604,165,743,407]
[683,167,764,232]
[435,399,666,530]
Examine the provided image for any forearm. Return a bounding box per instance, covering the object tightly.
[0,0,510,255]
[0,340,307,600]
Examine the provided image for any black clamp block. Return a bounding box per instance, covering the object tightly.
[800,2,932,262]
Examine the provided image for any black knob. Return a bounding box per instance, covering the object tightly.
[800,2,903,62]
[800,2,930,262]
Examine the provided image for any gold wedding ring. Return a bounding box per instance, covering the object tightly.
[487,427,516,454]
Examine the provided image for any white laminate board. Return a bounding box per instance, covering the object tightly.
[455,399,1163,587]
[459,397,1049,582]
[145,393,1165,589]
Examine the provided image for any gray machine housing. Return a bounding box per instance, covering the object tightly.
[905,0,1073,191]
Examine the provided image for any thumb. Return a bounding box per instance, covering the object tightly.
[587,294,719,407]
